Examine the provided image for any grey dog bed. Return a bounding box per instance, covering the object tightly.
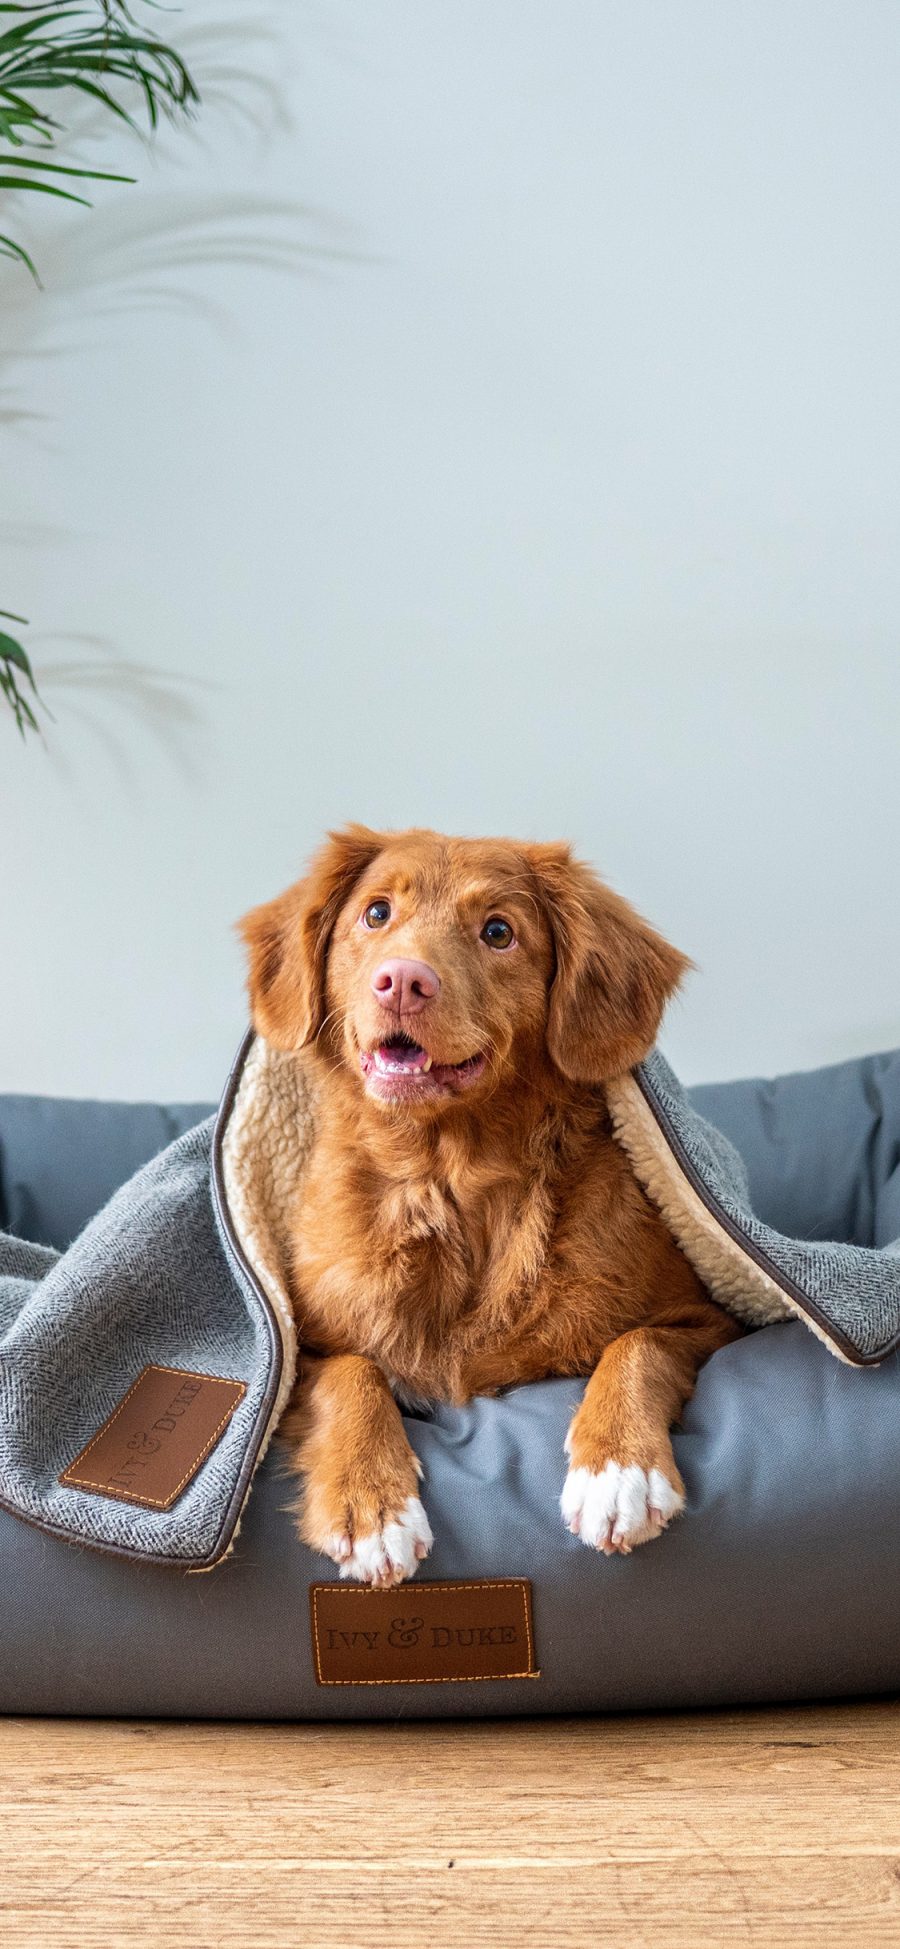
[1,1043,900,1717]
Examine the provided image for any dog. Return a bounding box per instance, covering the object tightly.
[240,824,740,1586]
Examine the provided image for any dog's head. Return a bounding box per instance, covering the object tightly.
[240,825,689,1111]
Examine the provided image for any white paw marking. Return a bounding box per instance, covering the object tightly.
[334,1495,434,1587]
[560,1462,684,1555]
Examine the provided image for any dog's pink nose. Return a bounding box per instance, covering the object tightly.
[371,958,441,1015]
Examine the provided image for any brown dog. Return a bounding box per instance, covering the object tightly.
[240,825,740,1586]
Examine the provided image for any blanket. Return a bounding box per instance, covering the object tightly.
[1,1031,898,1569]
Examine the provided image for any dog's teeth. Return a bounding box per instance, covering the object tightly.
[371,1047,432,1079]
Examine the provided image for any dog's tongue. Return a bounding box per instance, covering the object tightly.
[376,1039,431,1072]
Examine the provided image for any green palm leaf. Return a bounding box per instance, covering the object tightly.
[0,1,198,268]
[0,3,198,273]
[0,621,42,738]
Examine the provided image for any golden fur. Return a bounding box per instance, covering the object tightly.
[240,826,740,1582]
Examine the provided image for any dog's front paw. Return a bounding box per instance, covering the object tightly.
[560,1460,684,1556]
[323,1494,434,1587]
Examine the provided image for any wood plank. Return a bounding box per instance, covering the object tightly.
[1,1705,899,1947]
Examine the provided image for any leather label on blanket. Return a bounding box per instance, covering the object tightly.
[59,1365,247,1511]
[309,1579,539,1686]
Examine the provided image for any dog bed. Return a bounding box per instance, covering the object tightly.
[0,1043,899,1716]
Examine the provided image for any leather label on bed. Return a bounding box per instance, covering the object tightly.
[309,1578,539,1685]
[58,1365,247,1511]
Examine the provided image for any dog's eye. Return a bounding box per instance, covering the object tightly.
[481,916,515,950]
[362,899,391,929]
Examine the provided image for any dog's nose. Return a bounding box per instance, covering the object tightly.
[371,958,441,1016]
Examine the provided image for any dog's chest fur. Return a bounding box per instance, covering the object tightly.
[287,1089,692,1401]
[293,1139,556,1385]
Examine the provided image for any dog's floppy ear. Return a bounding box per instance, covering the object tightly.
[528,844,691,1083]
[239,824,385,1051]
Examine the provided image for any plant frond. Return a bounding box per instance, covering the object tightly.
[0,0,200,284]
[0,225,38,274]
[0,149,129,173]
[0,171,92,204]
[0,625,43,738]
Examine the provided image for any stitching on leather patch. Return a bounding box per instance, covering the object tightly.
[59,1365,247,1511]
[309,1578,539,1685]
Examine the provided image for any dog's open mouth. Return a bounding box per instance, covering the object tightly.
[359,1033,487,1099]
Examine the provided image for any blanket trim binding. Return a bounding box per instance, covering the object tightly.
[204,1028,287,1566]
[626,1064,882,1368]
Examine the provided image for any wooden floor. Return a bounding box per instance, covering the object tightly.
[1,1703,898,1947]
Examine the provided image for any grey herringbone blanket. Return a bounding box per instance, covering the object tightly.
[1,1032,898,1569]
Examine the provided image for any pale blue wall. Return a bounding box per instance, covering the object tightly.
[3,1,899,1098]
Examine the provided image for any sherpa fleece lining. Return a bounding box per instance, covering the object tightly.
[219,1036,317,1455]
[606,1072,854,1365]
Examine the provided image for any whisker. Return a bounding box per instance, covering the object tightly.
[313,1005,343,1046]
